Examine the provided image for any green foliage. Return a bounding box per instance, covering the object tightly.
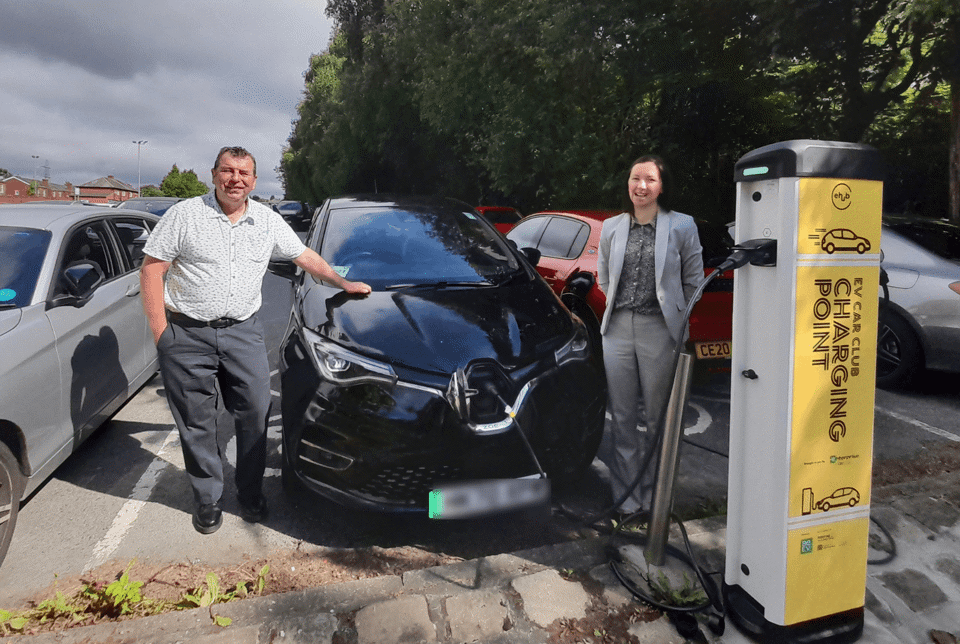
[160,164,209,198]
[643,570,708,608]
[139,185,164,197]
[0,562,270,635]
[282,0,954,219]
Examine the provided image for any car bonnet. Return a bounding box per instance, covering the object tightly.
[297,279,573,374]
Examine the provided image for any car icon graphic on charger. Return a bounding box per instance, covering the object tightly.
[815,487,861,512]
[822,229,871,254]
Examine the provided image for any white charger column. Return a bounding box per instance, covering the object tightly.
[723,140,883,643]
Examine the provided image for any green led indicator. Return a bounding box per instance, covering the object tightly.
[428,490,443,518]
[743,166,769,177]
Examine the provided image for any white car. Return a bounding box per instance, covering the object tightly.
[878,216,960,388]
[0,204,160,565]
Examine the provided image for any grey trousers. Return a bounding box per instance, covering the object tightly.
[156,314,272,506]
[601,308,675,514]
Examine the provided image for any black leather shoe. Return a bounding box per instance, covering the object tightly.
[239,494,268,524]
[193,503,222,534]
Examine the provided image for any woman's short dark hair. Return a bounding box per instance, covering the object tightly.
[621,155,674,213]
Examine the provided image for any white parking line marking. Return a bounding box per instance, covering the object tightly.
[604,402,712,435]
[85,428,180,572]
[877,407,960,443]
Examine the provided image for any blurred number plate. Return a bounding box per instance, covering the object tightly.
[429,477,550,520]
[695,341,731,360]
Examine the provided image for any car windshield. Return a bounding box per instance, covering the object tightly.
[885,219,960,261]
[0,227,52,308]
[319,205,521,288]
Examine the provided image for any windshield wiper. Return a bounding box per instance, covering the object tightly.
[489,268,528,286]
[385,280,493,290]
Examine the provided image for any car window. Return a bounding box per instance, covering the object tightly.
[110,217,153,270]
[0,227,52,308]
[537,217,589,259]
[319,206,520,287]
[56,221,120,295]
[884,219,960,261]
[505,217,547,250]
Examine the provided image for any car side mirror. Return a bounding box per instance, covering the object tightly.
[51,262,104,308]
[520,247,541,266]
[268,260,300,280]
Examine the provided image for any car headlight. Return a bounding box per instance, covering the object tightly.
[554,323,590,367]
[303,328,397,386]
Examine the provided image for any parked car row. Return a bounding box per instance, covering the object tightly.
[2,195,956,567]
[0,203,161,566]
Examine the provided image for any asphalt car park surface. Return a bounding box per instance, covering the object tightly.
[1,227,958,612]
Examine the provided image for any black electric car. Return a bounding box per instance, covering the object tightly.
[277,195,607,512]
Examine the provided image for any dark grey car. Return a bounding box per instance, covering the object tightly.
[0,204,160,565]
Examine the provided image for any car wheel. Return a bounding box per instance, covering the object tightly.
[821,502,830,512]
[849,498,857,507]
[539,413,604,490]
[824,243,835,254]
[857,243,867,254]
[0,442,23,567]
[876,309,922,389]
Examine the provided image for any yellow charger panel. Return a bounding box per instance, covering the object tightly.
[724,141,883,644]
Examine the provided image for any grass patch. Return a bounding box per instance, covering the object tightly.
[0,561,270,636]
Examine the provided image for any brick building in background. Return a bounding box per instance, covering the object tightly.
[0,176,75,204]
[76,176,138,204]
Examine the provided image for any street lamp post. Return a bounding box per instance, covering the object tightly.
[31,155,39,196]
[133,140,148,195]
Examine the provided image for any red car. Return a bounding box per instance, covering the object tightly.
[475,206,523,234]
[506,210,733,364]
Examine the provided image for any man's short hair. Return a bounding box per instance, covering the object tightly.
[213,146,257,176]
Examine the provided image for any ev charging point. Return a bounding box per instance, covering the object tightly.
[724,141,883,642]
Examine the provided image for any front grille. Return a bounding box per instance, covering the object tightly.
[356,464,463,505]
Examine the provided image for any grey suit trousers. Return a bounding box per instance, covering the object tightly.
[156,314,271,506]
[601,308,675,514]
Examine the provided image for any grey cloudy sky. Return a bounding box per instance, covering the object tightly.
[0,0,333,199]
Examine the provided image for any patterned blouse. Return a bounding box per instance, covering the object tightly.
[613,215,661,316]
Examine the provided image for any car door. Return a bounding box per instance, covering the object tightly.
[108,215,158,374]
[45,218,143,445]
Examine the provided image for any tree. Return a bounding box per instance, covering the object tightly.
[286,0,954,219]
[140,185,164,197]
[0,168,10,179]
[160,165,208,198]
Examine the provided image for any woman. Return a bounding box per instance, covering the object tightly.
[597,155,703,517]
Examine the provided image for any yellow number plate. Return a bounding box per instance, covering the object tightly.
[695,341,732,360]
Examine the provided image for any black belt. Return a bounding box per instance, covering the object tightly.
[168,311,243,329]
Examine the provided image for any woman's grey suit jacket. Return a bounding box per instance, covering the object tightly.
[596,210,704,342]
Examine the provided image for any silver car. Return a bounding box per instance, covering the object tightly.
[0,204,160,565]
[878,215,960,388]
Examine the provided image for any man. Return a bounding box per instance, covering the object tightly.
[140,146,370,534]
